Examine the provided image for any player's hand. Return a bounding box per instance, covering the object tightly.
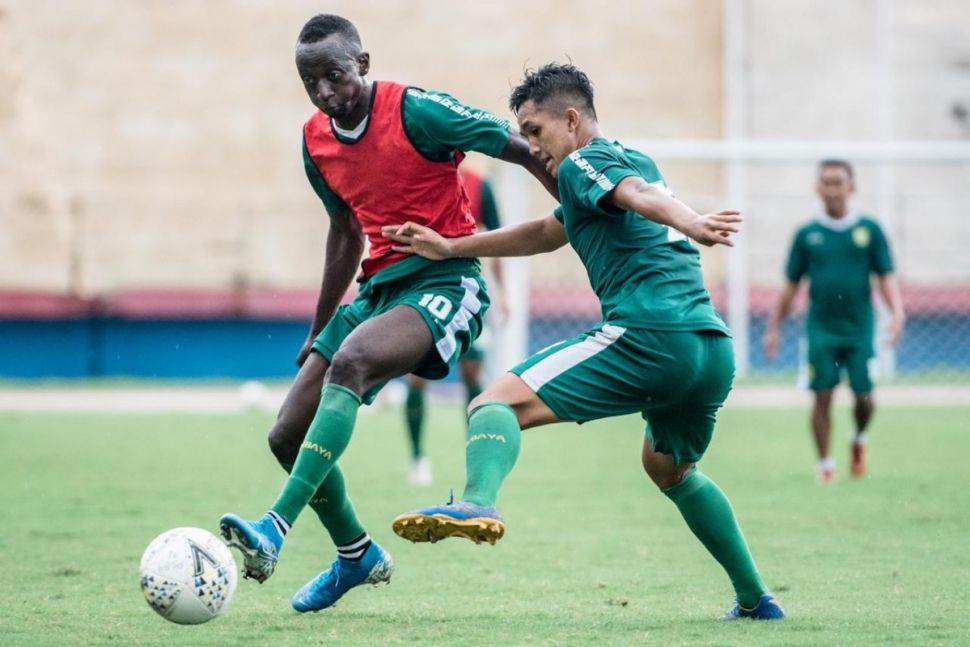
[887,313,905,346]
[684,210,742,247]
[296,337,315,367]
[382,222,455,260]
[762,328,780,361]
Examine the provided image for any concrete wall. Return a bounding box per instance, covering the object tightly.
[0,0,722,295]
[744,0,970,285]
[1,0,967,297]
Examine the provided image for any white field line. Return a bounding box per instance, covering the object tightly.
[0,383,966,414]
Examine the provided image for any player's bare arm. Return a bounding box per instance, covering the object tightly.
[876,273,906,345]
[297,205,365,365]
[383,215,567,260]
[609,177,741,247]
[762,281,800,361]
[500,131,560,200]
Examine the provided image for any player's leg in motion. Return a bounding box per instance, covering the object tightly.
[255,351,384,610]
[850,392,874,476]
[846,344,876,477]
[393,373,556,544]
[266,352,367,548]
[811,390,835,482]
[404,375,432,485]
[642,439,782,619]
[221,306,434,605]
[223,352,366,587]
[459,355,484,408]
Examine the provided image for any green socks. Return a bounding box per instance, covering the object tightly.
[271,383,361,526]
[461,403,521,507]
[275,460,365,547]
[405,384,425,458]
[663,469,768,609]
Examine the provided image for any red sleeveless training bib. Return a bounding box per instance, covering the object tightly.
[304,81,477,278]
[459,168,484,228]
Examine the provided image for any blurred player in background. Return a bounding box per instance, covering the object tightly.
[404,167,508,486]
[219,13,556,614]
[387,63,784,620]
[763,160,905,483]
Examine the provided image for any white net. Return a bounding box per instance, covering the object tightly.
[495,142,970,385]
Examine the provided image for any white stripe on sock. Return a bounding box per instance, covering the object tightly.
[267,510,290,536]
[337,533,371,560]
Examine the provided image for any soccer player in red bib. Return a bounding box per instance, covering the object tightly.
[219,14,555,613]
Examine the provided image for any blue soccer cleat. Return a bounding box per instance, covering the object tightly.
[291,542,394,613]
[392,495,505,545]
[218,513,284,583]
[723,594,785,620]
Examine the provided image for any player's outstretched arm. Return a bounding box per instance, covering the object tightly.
[609,177,741,247]
[499,132,560,201]
[297,206,365,366]
[383,215,567,260]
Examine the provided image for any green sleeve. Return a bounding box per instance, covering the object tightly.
[479,179,501,230]
[303,136,349,217]
[869,221,895,275]
[557,146,639,216]
[553,206,565,223]
[784,230,808,283]
[402,88,511,162]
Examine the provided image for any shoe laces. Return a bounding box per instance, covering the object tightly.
[319,558,344,591]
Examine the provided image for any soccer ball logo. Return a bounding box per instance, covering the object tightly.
[139,527,238,624]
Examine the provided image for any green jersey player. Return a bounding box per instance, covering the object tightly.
[763,160,905,482]
[386,63,783,620]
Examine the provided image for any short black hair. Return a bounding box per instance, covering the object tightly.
[819,158,854,179]
[509,63,597,119]
[297,14,362,49]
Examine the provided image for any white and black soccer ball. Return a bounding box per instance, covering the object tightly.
[139,527,238,625]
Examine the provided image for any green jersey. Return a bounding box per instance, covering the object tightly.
[785,214,894,342]
[303,86,511,216]
[553,138,729,334]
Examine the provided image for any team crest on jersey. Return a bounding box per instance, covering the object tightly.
[852,226,870,247]
[807,231,824,246]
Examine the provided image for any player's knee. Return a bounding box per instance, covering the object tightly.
[643,458,694,490]
[466,392,494,417]
[407,374,426,390]
[466,393,528,426]
[327,347,370,392]
[814,390,834,407]
[267,421,301,464]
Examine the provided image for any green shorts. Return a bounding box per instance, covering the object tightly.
[510,324,734,464]
[807,335,874,393]
[459,308,498,363]
[313,258,489,404]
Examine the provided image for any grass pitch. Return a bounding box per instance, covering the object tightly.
[1,401,968,646]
